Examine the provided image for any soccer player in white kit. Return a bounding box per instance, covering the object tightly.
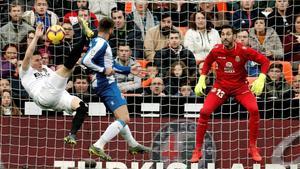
[20,23,87,145]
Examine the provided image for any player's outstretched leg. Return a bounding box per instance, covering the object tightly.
[89,119,125,160]
[119,125,151,155]
[64,100,88,145]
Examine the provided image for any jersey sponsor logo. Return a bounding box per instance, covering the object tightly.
[235,56,240,62]
[151,119,216,167]
[224,62,235,73]
[33,68,50,79]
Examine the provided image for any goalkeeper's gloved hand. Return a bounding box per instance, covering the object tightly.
[251,73,266,96]
[78,17,94,38]
[194,75,207,96]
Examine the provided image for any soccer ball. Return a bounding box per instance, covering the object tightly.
[46,25,65,45]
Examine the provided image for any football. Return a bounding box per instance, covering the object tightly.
[46,25,65,45]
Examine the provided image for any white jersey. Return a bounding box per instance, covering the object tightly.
[19,65,54,99]
[19,65,75,112]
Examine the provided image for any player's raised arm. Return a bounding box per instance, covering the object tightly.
[22,23,43,71]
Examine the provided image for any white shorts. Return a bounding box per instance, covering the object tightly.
[33,72,76,112]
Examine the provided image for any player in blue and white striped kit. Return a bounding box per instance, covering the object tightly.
[81,17,150,161]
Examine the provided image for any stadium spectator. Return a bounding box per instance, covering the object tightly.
[88,0,117,21]
[141,62,159,88]
[109,8,144,59]
[82,17,150,161]
[171,0,193,27]
[195,1,230,30]
[114,43,141,93]
[10,61,30,107]
[19,30,35,60]
[232,0,260,29]
[64,7,98,30]
[191,25,270,163]
[291,74,300,99]
[236,29,250,46]
[0,89,22,115]
[128,0,158,39]
[0,78,11,94]
[68,75,91,103]
[184,11,221,63]
[1,44,18,79]
[144,77,166,96]
[236,29,260,77]
[179,83,194,96]
[0,1,34,50]
[22,0,59,30]
[249,16,283,60]
[62,22,74,42]
[46,0,76,18]
[283,15,300,74]
[165,61,189,95]
[155,30,196,77]
[267,0,292,43]
[262,63,290,100]
[144,10,179,62]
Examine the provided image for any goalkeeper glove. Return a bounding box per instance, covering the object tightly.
[251,73,266,96]
[79,17,94,38]
[194,75,207,96]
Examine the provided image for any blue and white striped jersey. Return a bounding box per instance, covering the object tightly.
[82,37,131,88]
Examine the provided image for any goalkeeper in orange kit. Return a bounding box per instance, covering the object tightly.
[191,25,270,163]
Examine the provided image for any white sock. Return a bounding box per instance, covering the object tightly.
[119,125,139,147]
[94,120,125,149]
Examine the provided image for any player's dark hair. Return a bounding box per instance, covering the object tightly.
[220,25,237,34]
[98,17,115,33]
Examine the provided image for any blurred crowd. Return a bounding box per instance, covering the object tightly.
[1,0,300,115]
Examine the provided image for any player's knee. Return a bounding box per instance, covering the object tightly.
[118,116,130,124]
[123,117,130,124]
